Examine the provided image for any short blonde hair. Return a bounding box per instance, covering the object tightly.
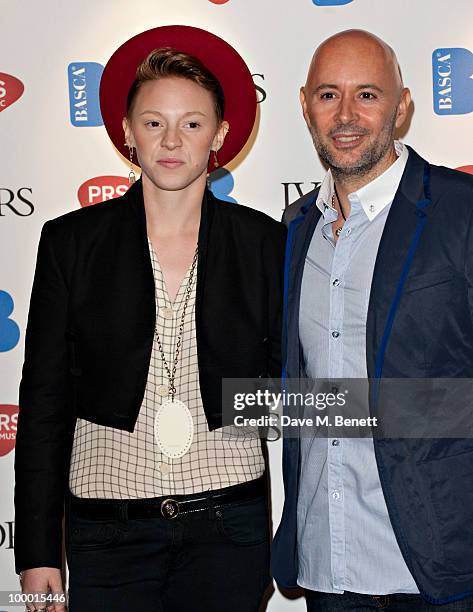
[126,47,225,122]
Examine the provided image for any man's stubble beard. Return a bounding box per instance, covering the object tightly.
[310,107,399,182]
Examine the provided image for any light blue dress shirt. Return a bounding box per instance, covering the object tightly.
[297,142,419,595]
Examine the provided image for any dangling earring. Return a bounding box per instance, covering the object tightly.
[125,143,136,184]
[213,150,219,169]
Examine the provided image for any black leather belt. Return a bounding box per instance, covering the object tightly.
[70,475,266,521]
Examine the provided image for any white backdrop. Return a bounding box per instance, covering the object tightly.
[1,0,473,610]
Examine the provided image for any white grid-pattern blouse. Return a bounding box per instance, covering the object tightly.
[69,238,264,498]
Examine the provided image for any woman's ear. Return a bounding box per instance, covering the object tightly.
[122,116,135,148]
[212,120,230,152]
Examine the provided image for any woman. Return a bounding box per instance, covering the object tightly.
[15,25,285,612]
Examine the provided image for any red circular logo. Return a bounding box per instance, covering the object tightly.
[0,404,18,457]
[456,165,473,176]
[77,176,130,207]
[0,73,24,113]
[208,0,230,4]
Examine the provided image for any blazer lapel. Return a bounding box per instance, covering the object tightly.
[127,178,211,328]
[284,196,321,378]
[195,189,213,352]
[366,147,431,378]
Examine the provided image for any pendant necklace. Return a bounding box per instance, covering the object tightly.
[334,183,347,237]
[153,247,198,460]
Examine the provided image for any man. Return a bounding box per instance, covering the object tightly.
[272,30,473,611]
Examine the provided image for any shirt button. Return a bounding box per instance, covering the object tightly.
[158,462,171,476]
[157,384,169,397]
[331,331,340,338]
[346,228,352,235]
[161,307,174,320]
[332,278,341,287]
[332,490,341,501]
[332,439,340,446]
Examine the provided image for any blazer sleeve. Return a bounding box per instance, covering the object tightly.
[14,220,74,573]
[465,190,473,322]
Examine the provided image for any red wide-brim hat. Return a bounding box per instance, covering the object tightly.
[100,25,257,172]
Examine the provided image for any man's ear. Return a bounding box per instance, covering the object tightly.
[300,86,311,128]
[395,87,412,129]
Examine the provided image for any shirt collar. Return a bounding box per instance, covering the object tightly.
[316,141,409,221]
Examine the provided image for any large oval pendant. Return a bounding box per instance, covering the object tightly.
[154,399,194,459]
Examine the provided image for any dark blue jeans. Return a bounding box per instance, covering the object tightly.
[66,495,270,611]
[305,590,473,611]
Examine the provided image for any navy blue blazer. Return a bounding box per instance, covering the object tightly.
[272,146,473,604]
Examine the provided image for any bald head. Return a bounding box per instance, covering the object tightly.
[306,29,403,94]
[299,29,411,188]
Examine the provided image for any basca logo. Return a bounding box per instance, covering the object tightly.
[0,404,18,457]
[68,62,104,126]
[0,73,24,113]
[0,291,20,352]
[312,0,353,5]
[78,176,129,207]
[432,48,473,115]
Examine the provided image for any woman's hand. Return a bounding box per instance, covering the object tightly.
[20,567,66,612]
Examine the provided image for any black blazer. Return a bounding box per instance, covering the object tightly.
[14,180,286,572]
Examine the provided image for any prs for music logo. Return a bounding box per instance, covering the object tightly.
[77,176,130,207]
[0,405,18,457]
[0,73,24,112]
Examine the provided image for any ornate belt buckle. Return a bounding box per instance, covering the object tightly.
[161,498,179,519]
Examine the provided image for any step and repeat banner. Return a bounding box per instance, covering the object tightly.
[1,0,473,609]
